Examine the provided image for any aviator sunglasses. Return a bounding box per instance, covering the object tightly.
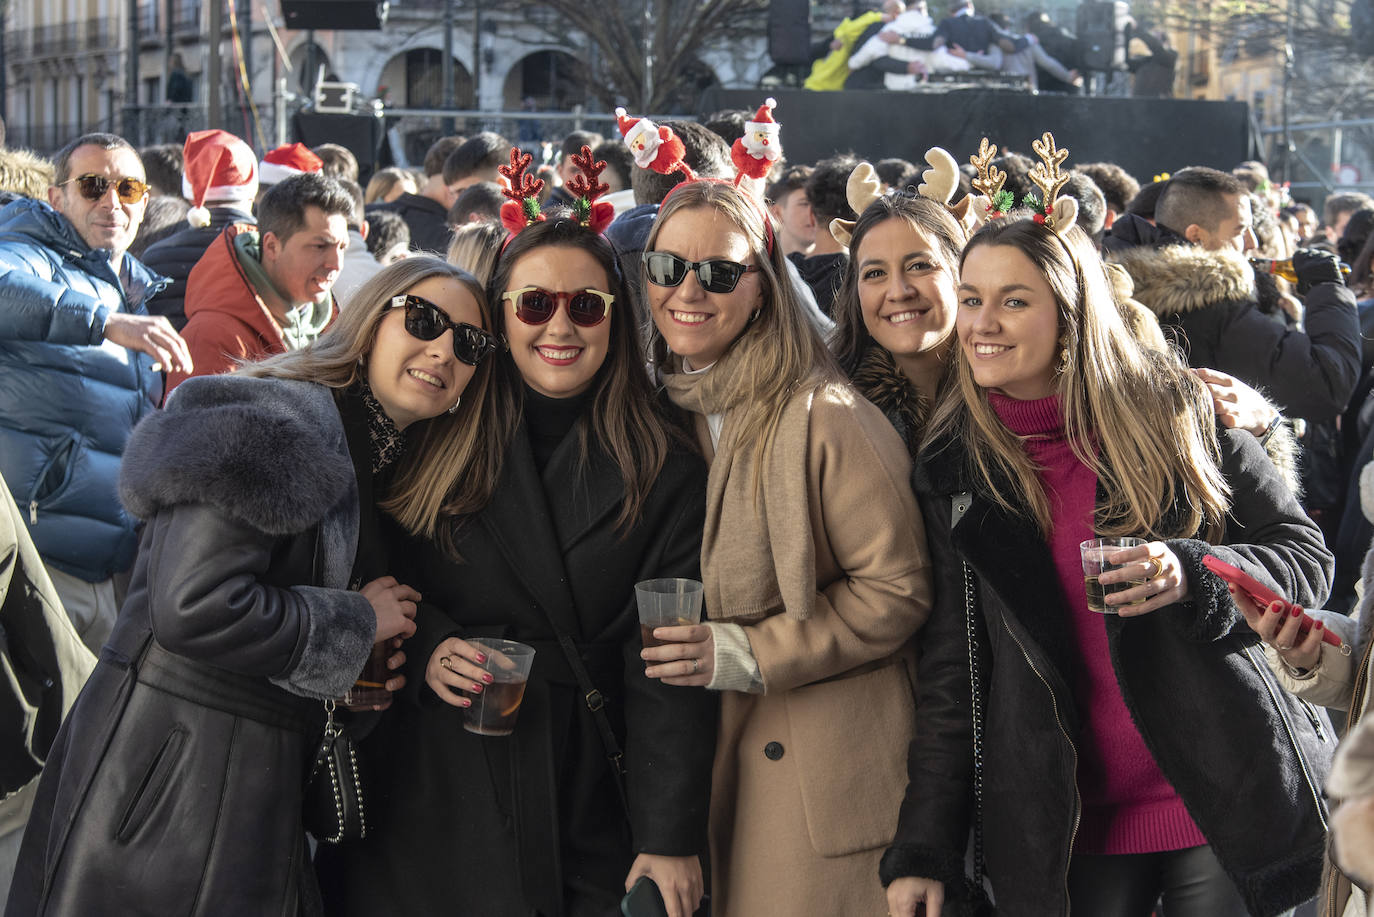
[501,287,614,327]
[642,251,758,294]
[58,174,149,204]
[390,294,500,366]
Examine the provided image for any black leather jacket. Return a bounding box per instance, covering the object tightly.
[882,426,1336,917]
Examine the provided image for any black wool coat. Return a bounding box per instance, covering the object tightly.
[881,427,1337,917]
[6,375,376,917]
[316,415,717,917]
[140,208,256,330]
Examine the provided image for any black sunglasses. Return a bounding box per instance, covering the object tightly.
[390,294,499,366]
[59,174,149,204]
[500,286,614,327]
[642,251,759,294]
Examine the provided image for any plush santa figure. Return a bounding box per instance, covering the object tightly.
[181,129,259,228]
[731,98,782,182]
[615,107,687,175]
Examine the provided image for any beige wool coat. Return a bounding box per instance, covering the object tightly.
[690,383,933,917]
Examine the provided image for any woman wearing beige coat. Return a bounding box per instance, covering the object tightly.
[638,178,932,916]
[1236,461,1374,916]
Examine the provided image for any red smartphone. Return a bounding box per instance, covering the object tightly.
[1203,554,1343,649]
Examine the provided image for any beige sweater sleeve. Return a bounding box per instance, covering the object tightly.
[1263,609,1361,711]
[745,391,933,694]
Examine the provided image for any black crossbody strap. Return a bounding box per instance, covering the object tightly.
[553,632,631,818]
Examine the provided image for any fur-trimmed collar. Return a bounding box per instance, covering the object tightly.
[120,374,354,535]
[1111,243,1256,317]
[851,345,928,452]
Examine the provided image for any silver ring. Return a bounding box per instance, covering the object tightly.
[691,658,700,674]
[1277,643,1293,651]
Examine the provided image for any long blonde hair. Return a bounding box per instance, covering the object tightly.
[645,181,842,477]
[238,257,506,542]
[923,216,1230,541]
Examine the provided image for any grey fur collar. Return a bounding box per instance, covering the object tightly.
[1111,243,1256,317]
[120,374,354,535]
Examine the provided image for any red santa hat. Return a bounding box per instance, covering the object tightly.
[258,142,323,187]
[181,129,258,228]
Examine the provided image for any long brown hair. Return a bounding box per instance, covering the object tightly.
[645,180,843,484]
[922,215,1231,541]
[488,216,678,531]
[239,257,506,542]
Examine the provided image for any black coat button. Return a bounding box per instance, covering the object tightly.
[764,741,784,760]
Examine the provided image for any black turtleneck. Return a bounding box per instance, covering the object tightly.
[522,384,592,471]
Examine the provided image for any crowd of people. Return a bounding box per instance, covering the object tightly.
[806,0,1177,96]
[0,95,1370,917]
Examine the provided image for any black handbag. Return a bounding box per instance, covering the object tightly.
[303,699,366,843]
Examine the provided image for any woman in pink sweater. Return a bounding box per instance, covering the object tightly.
[882,207,1335,917]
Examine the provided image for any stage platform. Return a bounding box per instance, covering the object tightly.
[700,87,1250,183]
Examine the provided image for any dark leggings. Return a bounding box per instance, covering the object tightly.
[1067,845,1250,917]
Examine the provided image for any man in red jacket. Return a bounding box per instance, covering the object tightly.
[169,171,352,392]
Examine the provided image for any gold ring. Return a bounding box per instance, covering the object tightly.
[439,655,454,672]
[1145,556,1164,580]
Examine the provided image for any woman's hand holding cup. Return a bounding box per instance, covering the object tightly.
[361,575,420,642]
[1100,541,1190,616]
[641,624,715,686]
[425,637,495,709]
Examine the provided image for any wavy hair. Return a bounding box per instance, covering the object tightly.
[238,257,505,544]
[488,215,682,532]
[645,180,842,488]
[922,215,1230,541]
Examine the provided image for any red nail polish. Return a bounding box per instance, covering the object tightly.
[482,673,494,684]
[475,653,488,664]
[1267,601,1283,614]
[472,683,483,693]
[462,699,472,708]
[1316,621,1325,630]
[1292,606,1303,617]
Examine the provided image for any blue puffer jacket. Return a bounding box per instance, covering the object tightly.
[0,197,169,581]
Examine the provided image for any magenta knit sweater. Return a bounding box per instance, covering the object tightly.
[989,392,1206,855]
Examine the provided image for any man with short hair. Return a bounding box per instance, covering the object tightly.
[0,132,191,650]
[446,182,504,227]
[767,165,816,257]
[171,172,353,391]
[1324,192,1374,245]
[592,138,636,216]
[1107,166,1359,423]
[312,142,360,184]
[443,132,511,196]
[544,131,604,210]
[795,154,859,315]
[369,135,463,255]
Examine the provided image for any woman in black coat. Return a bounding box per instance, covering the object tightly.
[883,207,1335,917]
[316,213,717,917]
[6,257,502,916]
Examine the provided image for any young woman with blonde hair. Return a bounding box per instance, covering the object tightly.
[8,257,501,915]
[883,208,1335,917]
[638,178,933,916]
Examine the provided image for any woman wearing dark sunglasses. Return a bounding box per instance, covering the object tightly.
[316,216,717,917]
[8,257,503,916]
[638,177,932,917]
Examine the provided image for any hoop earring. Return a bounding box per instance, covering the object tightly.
[448,395,462,415]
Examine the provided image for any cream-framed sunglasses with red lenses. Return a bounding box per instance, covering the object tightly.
[501,287,614,327]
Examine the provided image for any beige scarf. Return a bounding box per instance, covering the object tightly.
[661,353,821,623]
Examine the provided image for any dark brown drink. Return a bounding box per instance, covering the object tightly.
[462,678,528,736]
[640,617,695,649]
[343,642,392,708]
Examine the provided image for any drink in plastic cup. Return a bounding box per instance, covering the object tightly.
[634,578,704,648]
[1080,537,1147,614]
[343,642,393,707]
[462,639,536,736]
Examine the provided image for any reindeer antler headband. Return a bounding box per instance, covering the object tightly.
[965,133,1079,237]
[829,147,978,247]
[498,148,545,235]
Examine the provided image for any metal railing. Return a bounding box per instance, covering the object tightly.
[1259,117,1374,193]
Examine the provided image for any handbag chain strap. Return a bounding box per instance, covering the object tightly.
[952,492,988,889]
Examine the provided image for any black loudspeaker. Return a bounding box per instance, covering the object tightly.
[768,0,813,66]
[280,0,388,30]
[293,112,386,184]
[1076,1,1129,70]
